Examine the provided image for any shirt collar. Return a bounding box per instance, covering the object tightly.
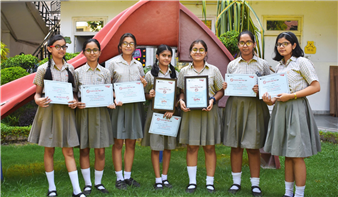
[52,59,67,71]
[188,62,210,69]
[84,63,101,71]
[117,54,137,65]
[159,65,172,75]
[280,56,297,66]
[239,55,258,63]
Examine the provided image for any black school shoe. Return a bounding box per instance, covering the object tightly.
[228,184,241,194]
[185,184,197,193]
[46,190,57,197]
[162,180,173,189]
[206,184,216,193]
[82,185,92,195]
[251,186,262,197]
[95,184,109,194]
[153,183,164,190]
[115,180,127,190]
[282,194,294,197]
[72,192,86,197]
[124,178,140,187]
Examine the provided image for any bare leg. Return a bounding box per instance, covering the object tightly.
[62,147,77,172]
[151,150,161,178]
[203,145,216,177]
[230,147,244,173]
[80,148,90,169]
[94,148,105,171]
[162,149,171,176]
[285,157,295,182]
[44,147,55,172]
[292,158,306,186]
[124,139,136,172]
[186,145,199,166]
[246,149,261,178]
[112,139,123,171]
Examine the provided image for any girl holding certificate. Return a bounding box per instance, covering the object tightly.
[28,35,85,197]
[75,39,115,195]
[222,30,271,197]
[106,33,147,190]
[141,44,179,190]
[178,40,224,193]
[262,32,321,197]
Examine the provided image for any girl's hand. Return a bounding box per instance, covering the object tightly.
[77,102,86,109]
[107,103,116,109]
[163,112,173,119]
[252,84,259,94]
[276,93,293,102]
[203,99,214,111]
[36,97,51,108]
[262,92,276,105]
[140,76,147,87]
[180,99,190,112]
[222,82,228,90]
[115,99,123,106]
[68,99,77,109]
[149,89,155,98]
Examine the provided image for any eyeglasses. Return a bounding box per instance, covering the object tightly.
[238,41,253,46]
[85,48,100,53]
[276,42,291,48]
[50,45,68,50]
[122,42,135,47]
[191,48,205,54]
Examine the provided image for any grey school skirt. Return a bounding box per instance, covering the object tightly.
[222,96,270,149]
[264,97,321,157]
[76,107,113,149]
[179,104,221,146]
[109,102,145,139]
[28,104,79,148]
[141,104,180,151]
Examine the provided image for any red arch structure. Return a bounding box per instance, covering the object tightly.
[0,0,233,118]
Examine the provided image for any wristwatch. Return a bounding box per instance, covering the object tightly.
[210,97,216,104]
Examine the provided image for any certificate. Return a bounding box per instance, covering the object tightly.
[152,77,177,112]
[149,113,181,137]
[80,84,113,108]
[184,75,209,109]
[225,74,257,97]
[114,81,146,104]
[44,80,73,105]
[258,72,290,99]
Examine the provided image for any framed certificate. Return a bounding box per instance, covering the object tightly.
[225,74,257,97]
[149,113,181,137]
[152,77,177,112]
[80,84,113,108]
[184,75,209,109]
[258,72,290,99]
[114,81,146,104]
[44,80,73,105]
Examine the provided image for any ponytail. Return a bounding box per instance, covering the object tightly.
[44,52,53,80]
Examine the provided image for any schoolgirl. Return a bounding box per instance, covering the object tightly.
[28,35,85,197]
[262,32,321,197]
[141,44,179,190]
[75,39,115,195]
[106,33,147,190]
[178,40,224,193]
[222,30,271,196]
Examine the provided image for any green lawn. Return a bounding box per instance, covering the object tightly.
[1,142,337,197]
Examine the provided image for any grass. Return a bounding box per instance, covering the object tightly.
[1,142,337,197]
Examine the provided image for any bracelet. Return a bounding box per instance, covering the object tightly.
[294,93,297,99]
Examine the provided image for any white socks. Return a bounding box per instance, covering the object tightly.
[155,177,163,187]
[161,174,167,181]
[124,171,131,180]
[206,176,214,190]
[285,181,294,196]
[95,170,104,189]
[68,171,82,195]
[81,168,92,186]
[187,166,197,189]
[250,177,260,193]
[295,185,305,197]
[46,171,56,192]
[230,172,242,190]
[115,170,124,181]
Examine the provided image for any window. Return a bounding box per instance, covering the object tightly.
[263,16,302,36]
[73,17,107,36]
[199,17,216,34]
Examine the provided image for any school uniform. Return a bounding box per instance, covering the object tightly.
[106,55,145,139]
[28,60,79,147]
[222,55,271,149]
[177,62,223,146]
[264,56,321,157]
[74,63,113,149]
[141,68,179,151]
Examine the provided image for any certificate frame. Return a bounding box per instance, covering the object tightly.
[184,75,209,109]
[114,81,146,104]
[258,72,290,99]
[44,80,74,105]
[80,84,113,108]
[152,77,177,112]
[224,74,257,97]
[149,112,181,137]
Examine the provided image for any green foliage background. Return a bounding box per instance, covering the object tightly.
[1,54,38,70]
[1,66,29,85]
[218,30,240,56]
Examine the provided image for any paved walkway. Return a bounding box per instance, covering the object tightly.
[314,115,338,132]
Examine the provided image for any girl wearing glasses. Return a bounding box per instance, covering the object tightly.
[28,35,85,197]
[141,44,179,190]
[262,32,321,197]
[106,33,147,190]
[178,40,224,193]
[75,39,115,195]
[222,30,271,197]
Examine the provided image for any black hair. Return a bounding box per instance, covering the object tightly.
[82,38,101,62]
[118,33,137,54]
[189,39,208,61]
[237,30,255,43]
[273,32,304,61]
[44,35,74,87]
[151,45,176,79]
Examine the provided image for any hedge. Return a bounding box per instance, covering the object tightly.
[1,123,31,142]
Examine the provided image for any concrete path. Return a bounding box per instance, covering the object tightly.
[314,115,338,132]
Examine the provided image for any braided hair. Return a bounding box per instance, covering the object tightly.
[151,44,176,79]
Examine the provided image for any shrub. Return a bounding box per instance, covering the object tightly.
[1,54,38,70]
[38,52,80,66]
[218,30,239,57]
[1,66,29,85]
[1,123,31,142]
[1,41,10,62]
